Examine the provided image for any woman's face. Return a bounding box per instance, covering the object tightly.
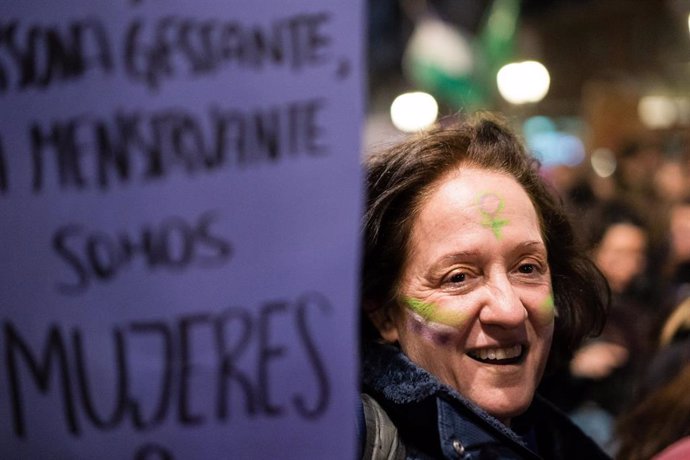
[593,223,647,294]
[378,167,555,425]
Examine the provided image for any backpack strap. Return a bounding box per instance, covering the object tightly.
[361,393,406,460]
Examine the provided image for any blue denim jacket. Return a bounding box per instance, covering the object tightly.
[360,341,610,460]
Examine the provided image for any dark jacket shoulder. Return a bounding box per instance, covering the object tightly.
[361,341,610,460]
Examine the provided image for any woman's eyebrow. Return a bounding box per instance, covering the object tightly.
[427,242,547,270]
[427,251,480,272]
[514,240,548,253]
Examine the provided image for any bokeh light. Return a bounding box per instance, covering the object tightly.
[638,95,677,129]
[590,148,617,178]
[390,92,439,132]
[523,116,584,167]
[496,60,550,104]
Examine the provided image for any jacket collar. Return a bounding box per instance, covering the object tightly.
[361,340,531,447]
[361,341,610,459]
[361,340,442,404]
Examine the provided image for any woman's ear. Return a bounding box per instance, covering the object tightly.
[365,301,400,343]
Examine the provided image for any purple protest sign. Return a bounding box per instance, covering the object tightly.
[0,1,363,458]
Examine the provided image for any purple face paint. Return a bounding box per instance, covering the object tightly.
[432,331,453,347]
[406,311,459,348]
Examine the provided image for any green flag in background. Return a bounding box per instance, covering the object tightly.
[403,0,520,110]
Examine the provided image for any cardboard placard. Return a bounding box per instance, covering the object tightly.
[0,1,363,458]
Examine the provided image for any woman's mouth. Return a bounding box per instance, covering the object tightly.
[467,344,524,365]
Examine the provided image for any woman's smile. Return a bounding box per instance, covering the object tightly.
[466,343,524,364]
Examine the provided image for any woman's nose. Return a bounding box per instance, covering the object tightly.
[478,277,527,328]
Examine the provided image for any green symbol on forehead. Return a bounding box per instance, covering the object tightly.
[405,297,467,327]
[478,192,509,239]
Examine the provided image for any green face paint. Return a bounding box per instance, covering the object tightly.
[537,293,557,324]
[477,192,509,239]
[405,297,467,327]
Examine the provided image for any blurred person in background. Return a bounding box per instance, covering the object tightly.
[664,197,690,307]
[653,160,689,206]
[614,297,690,460]
[613,141,663,214]
[541,200,657,454]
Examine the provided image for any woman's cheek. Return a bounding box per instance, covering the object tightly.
[405,297,469,328]
[532,292,556,327]
[404,298,469,348]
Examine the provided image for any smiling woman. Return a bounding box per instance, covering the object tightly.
[359,113,610,459]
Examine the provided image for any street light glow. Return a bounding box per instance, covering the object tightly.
[390,92,439,132]
[497,60,550,104]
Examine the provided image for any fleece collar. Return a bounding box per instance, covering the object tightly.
[361,340,530,446]
[361,341,611,460]
[361,340,443,403]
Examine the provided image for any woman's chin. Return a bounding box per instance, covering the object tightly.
[476,393,533,426]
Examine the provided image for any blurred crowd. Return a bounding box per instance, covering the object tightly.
[538,133,690,459]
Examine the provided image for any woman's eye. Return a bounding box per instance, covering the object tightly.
[447,272,466,283]
[518,264,536,274]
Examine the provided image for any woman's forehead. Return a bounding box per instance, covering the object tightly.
[406,168,545,255]
[420,168,538,222]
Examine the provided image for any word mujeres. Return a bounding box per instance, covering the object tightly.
[0,12,332,93]
[29,98,326,193]
[3,292,332,439]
